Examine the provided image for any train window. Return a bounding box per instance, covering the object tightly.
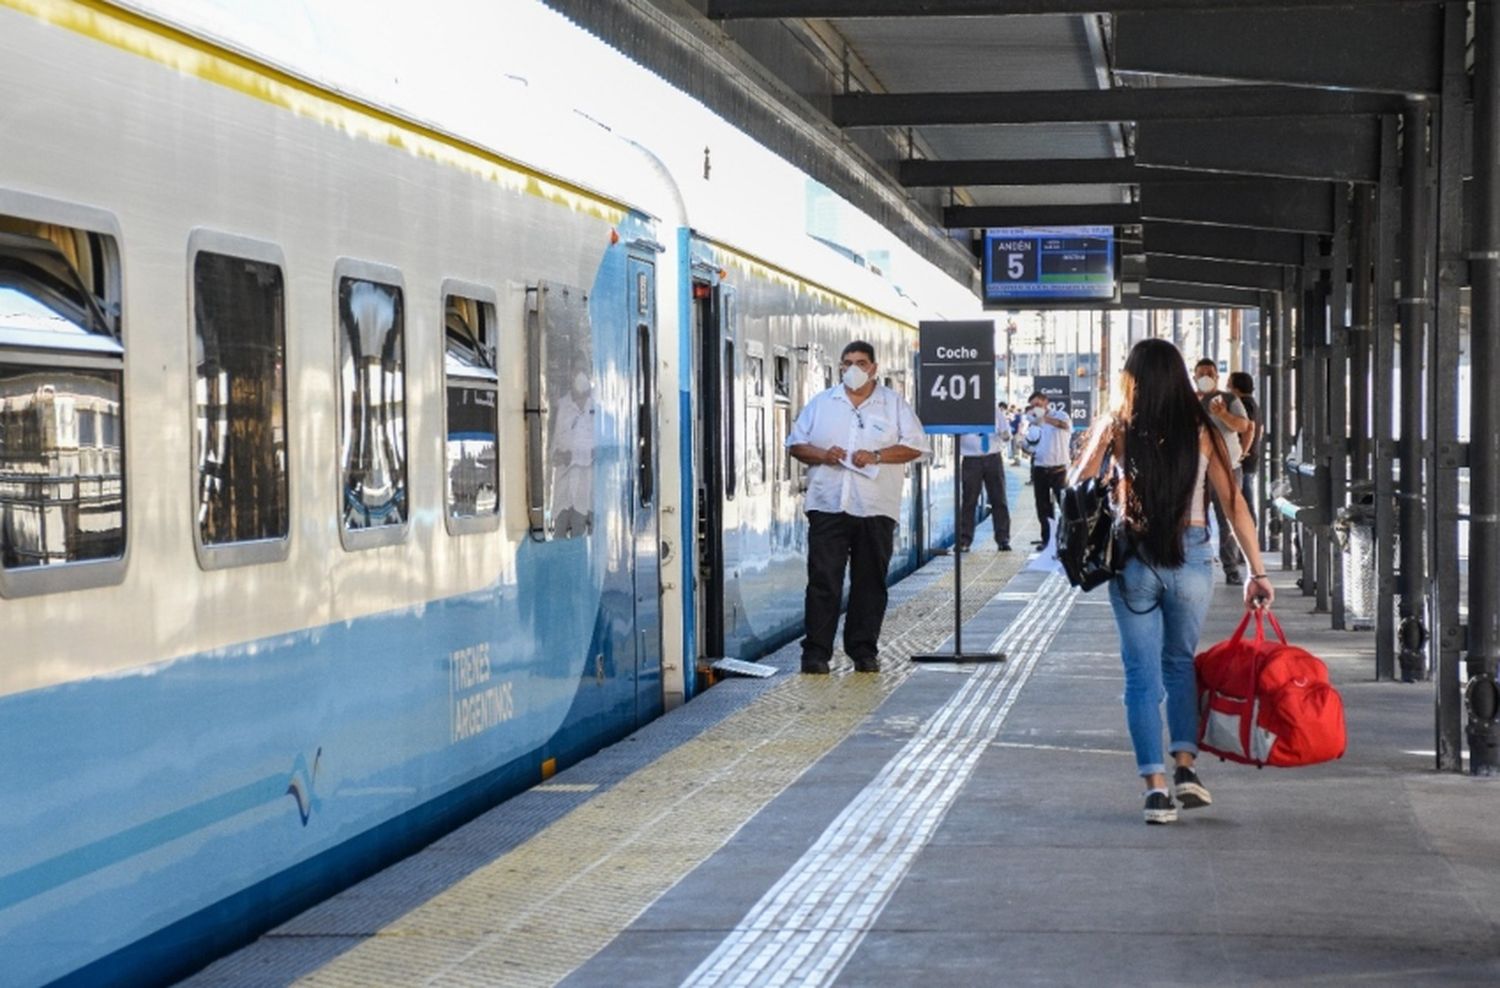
[525,281,593,540]
[0,203,126,597]
[748,354,765,398]
[774,355,790,399]
[189,237,289,569]
[747,405,766,490]
[723,338,736,500]
[637,322,653,507]
[335,262,407,548]
[442,286,499,535]
[823,363,834,390]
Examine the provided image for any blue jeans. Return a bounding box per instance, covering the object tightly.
[1108,527,1216,778]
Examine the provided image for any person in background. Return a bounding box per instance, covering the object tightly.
[1228,371,1262,518]
[1026,390,1071,549]
[1074,339,1274,824]
[787,341,928,675]
[1008,404,1025,464]
[1193,358,1252,584]
[959,401,1013,552]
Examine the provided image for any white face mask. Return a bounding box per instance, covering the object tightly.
[1196,375,1216,393]
[1029,406,1044,421]
[841,364,870,391]
[573,372,590,396]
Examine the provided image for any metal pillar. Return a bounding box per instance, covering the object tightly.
[1374,115,1401,681]
[1328,188,1351,630]
[1260,296,1276,549]
[1350,187,1374,489]
[1302,250,1327,608]
[1280,270,1298,571]
[1431,0,1467,770]
[1398,99,1431,683]
[1469,0,1500,775]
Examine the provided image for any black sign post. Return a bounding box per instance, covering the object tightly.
[912,321,1006,665]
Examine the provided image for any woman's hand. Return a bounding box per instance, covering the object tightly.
[1244,574,1274,610]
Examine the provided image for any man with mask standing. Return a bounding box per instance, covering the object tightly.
[1026,390,1072,550]
[787,341,928,674]
[1194,358,1252,583]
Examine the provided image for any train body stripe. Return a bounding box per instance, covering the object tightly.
[0,0,628,222]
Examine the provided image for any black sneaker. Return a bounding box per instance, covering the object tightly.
[801,656,830,675]
[1172,765,1212,809]
[997,541,1012,552]
[853,657,880,673]
[1143,790,1178,824]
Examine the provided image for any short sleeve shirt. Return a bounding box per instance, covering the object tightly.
[786,384,929,520]
[959,406,1013,458]
[1201,391,1247,464]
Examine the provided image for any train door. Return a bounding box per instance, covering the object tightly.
[910,349,929,559]
[692,278,730,662]
[629,255,663,723]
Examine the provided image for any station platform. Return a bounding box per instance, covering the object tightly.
[183,527,1500,987]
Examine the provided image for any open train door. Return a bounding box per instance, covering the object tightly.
[628,253,664,724]
[691,272,732,669]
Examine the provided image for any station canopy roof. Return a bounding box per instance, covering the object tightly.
[704,0,1449,308]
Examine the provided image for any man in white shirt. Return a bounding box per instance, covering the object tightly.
[959,401,1012,552]
[1026,390,1072,550]
[787,341,928,674]
[550,371,596,538]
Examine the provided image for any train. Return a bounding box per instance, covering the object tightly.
[0,1,978,984]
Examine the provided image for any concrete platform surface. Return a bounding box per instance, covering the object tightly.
[183,539,1500,988]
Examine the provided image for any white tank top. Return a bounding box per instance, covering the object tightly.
[1187,452,1210,526]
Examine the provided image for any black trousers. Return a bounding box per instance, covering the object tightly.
[801,510,897,664]
[960,453,1009,546]
[1211,466,1245,578]
[1031,464,1067,545]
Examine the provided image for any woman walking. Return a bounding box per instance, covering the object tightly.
[1074,339,1274,824]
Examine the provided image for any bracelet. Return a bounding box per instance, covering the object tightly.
[874,449,881,463]
[1249,573,1268,580]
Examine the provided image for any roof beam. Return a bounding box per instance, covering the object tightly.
[1141,221,1305,267]
[1137,279,1264,308]
[709,1,1427,18]
[1140,179,1335,234]
[943,203,1141,228]
[832,87,1401,128]
[1144,256,1286,292]
[1135,116,1381,184]
[1115,5,1443,95]
[901,157,1242,187]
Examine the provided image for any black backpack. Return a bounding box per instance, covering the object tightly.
[1055,452,1128,591]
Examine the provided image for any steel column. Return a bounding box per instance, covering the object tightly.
[1398,100,1432,683]
[1328,188,1351,630]
[1280,269,1298,570]
[1374,116,1401,681]
[1431,1,1467,770]
[1304,243,1329,612]
[1349,187,1374,489]
[1468,0,1500,775]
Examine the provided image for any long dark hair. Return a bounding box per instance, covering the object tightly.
[1114,339,1230,567]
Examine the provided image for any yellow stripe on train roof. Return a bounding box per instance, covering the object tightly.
[3,0,630,224]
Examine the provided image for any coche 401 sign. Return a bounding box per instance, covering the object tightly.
[917,320,996,434]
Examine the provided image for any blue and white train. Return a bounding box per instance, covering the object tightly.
[0,2,975,984]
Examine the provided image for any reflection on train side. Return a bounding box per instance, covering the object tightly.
[338,278,407,530]
[0,364,125,567]
[1,218,126,570]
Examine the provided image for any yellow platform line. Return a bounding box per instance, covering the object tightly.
[295,543,1034,988]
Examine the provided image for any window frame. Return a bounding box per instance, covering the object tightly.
[332,258,409,551]
[185,230,291,571]
[0,189,128,599]
[440,278,501,537]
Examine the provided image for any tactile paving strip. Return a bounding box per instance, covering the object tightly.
[285,545,1035,988]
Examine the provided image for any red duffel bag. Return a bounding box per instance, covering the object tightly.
[1196,609,1347,768]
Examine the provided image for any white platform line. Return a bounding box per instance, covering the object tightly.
[682,573,1076,988]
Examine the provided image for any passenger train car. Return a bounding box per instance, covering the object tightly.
[0,2,974,984]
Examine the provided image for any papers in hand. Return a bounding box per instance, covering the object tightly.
[842,452,880,479]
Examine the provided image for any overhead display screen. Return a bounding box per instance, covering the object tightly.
[983,226,1116,304]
